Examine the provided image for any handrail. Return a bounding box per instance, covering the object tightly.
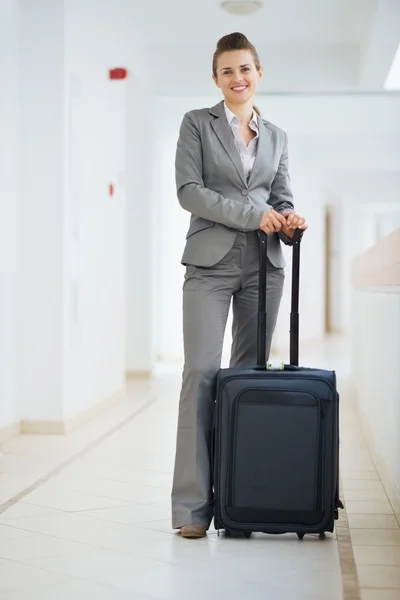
[351,228,400,287]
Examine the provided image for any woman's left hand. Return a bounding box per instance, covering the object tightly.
[282,211,308,236]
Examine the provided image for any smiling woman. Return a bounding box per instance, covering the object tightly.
[212,31,263,113]
[171,31,308,539]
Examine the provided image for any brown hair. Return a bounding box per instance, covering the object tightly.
[212,32,262,79]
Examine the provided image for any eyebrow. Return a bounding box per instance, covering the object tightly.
[220,64,251,71]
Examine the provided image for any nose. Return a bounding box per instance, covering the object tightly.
[232,70,244,84]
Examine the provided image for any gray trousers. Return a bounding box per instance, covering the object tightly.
[171,232,285,529]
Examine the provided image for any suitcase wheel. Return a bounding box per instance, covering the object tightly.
[297,533,305,540]
[242,531,252,539]
[224,530,252,538]
[319,532,326,540]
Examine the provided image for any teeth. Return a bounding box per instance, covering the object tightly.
[232,86,247,91]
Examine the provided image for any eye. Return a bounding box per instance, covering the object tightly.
[241,67,250,72]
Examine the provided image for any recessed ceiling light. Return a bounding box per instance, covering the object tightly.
[220,1,262,15]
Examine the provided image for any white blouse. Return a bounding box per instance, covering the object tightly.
[224,102,259,180]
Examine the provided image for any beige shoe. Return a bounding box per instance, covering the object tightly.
[180,525,207,538]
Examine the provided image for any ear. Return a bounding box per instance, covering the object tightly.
[212,74,220,88]
[258,66,264,81]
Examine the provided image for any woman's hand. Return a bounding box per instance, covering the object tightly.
[281,211,308,238]
[259,209,287,234]
[283,211,308,230]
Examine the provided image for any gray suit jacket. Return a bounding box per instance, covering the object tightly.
[175,100,295,269]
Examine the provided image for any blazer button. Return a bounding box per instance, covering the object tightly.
[241,189,249,196]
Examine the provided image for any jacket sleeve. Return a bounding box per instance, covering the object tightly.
[268,132,294,214]
[268,132,300,246]
[175,111,265,231]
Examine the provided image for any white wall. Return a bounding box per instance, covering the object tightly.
[147,44,361,96]
[326,197,343,333]
[151,94,400,363]
[0,0,148,426]
[351,286,400,506]
[385,39,400,89]
[62,0,133,418]
[0,0,19,429]
[332,187,400,335]
[17,0,65,421]
[126,76,153,375]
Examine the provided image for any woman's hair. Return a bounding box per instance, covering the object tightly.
[212,32,261,79]
[212,32,262,117]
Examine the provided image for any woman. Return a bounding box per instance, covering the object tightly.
[171,32,308,538]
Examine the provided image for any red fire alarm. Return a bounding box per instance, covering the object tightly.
[109,68,128,80]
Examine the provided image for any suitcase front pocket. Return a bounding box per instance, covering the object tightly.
[226,389,323,525]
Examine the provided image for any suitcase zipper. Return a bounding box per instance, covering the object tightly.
[219,373,335,399]
[224,388,327,529]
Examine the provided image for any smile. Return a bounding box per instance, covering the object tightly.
[231,85,248,92]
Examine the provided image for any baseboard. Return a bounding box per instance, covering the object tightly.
[21,420,66,435]
[353,391,400,514]
[21,388,125,436]
[126,370,151,380]
[0,421,21,443]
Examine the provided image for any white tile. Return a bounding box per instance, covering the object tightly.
[40,475,170,507]
[23,484,133,512]
[341,479,385,492]
[0,452,58,474]
[354,545,400,566]
[0,473,39,503]
[340,469,380,480]
[361,590,400,600]
[351,529,400,546]
[0,533,103,562]
[107,566,342,600]
[357,564,400,588]
[343,488,389,502]
[0,524,36,540]
[2,512,182,564]
[25,545,168,586]
[344,500,394,515]
[0,559,71,593]
[61,461,172,489]
[81,503,170,524]
[2,576,154,599]
[133,518,176,534]
[0,502,63,521]
[340,459,376,471]
[76,539,342,600]
[348,514,399,529]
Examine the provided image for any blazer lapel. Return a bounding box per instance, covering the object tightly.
[209,102,247,187]
[247,119,272,187]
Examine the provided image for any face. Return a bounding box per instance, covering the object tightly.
[213,49,262,106]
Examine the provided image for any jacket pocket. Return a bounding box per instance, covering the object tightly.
[186,218,215,239]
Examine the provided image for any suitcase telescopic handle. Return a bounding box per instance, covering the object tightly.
[257,229,302,368]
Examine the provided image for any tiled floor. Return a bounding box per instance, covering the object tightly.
[0,337,399,599]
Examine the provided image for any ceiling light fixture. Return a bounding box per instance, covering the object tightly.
[220,1,262,15]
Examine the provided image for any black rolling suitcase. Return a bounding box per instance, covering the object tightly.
[213,230,343,539]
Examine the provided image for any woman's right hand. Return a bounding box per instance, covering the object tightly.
[259,209,287,234]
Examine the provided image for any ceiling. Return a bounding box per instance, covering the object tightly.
[128,0,376,45]
[125,0,400,95]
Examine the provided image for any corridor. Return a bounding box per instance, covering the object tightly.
[1,1,400,598]
[1,339,399,600]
